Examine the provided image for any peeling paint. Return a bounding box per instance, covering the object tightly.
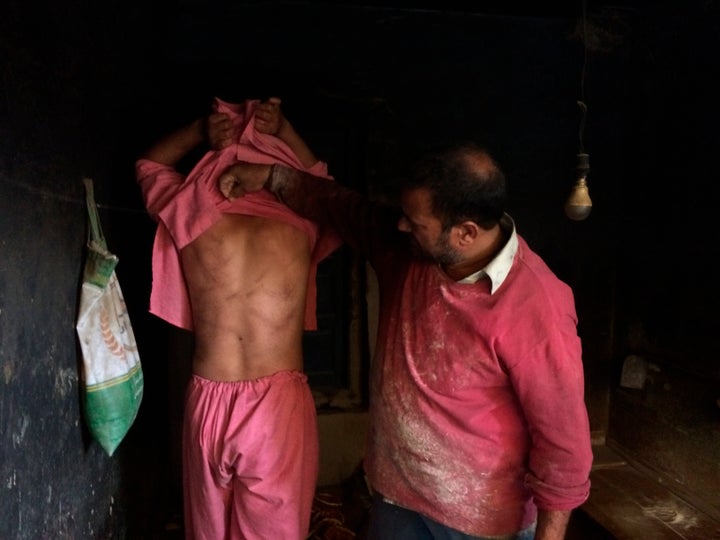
[11,415,29,448]
[53,368,76,398]
[5,470,17,489]
[3,359,15,384]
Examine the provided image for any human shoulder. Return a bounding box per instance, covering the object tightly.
[506,235,575,307]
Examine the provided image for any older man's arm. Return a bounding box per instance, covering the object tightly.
[535,509,571,540]
[218,162,402,258]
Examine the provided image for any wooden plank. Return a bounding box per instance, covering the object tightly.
[591,444,627,470]
[582,464,720,540]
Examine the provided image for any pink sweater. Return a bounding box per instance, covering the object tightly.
[365,233,592,535]
[136,98,341,331]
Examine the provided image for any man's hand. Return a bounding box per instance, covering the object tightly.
[207,112,233,150]
[254,97,284,136]
[254,97,318,168]
[218,161,273,200]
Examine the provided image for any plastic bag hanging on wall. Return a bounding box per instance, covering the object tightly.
[75,177,144,456]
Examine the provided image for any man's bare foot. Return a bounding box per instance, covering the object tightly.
[217,161,272,199]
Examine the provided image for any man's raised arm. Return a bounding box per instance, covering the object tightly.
[217,161,401,256]
[218,162,338,225]
[143,113,232,166]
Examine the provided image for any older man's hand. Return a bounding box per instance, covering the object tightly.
[218,161,273,200]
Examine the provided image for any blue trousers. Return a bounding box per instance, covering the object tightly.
[366,493,537,540]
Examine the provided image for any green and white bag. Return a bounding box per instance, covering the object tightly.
[76,177,143,456]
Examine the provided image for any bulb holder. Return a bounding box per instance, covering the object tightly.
[576,152,590,172]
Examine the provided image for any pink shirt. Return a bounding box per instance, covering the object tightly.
[259,176,593,536]
[366,227,592,535]
[136,97,341,331]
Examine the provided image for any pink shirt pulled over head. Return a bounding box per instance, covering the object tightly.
[136,97,342,331]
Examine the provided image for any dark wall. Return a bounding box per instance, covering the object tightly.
[604,4,720,515]
[0,3,185,538]
[1,1,718,537]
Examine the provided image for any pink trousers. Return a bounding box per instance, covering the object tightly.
[182,371,319,540]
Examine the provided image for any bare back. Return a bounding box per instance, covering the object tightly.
[180,213,312,381]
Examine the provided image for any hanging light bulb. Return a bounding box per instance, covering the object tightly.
[565,0,593,221]
[565,152,592,220]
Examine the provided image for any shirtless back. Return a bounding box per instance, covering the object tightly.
[181,213,311,381]
[137,98,330,540]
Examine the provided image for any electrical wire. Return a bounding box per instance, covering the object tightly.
[577,0,588,154]
[2,177,146,214]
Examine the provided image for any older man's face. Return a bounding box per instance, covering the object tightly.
[397,187,460,265]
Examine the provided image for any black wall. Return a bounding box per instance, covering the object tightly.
[1,1,718,537]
